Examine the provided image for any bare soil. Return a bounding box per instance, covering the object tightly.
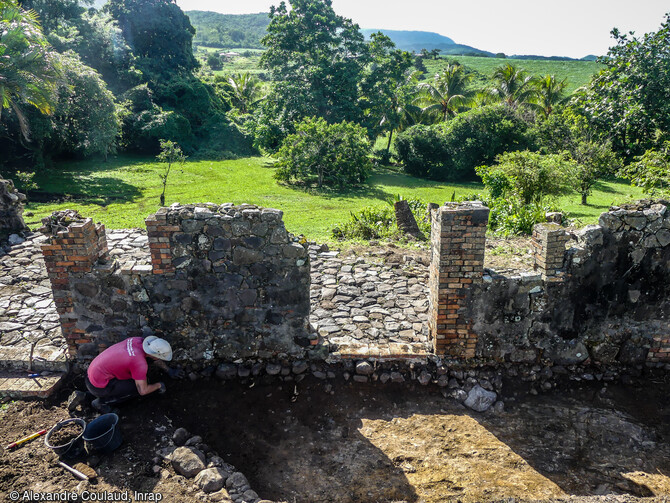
[1,373,670,503]
[48,422,83,447]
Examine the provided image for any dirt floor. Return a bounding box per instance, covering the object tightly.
[1,372,670,503]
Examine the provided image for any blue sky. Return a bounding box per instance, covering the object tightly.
[176,0,669,58]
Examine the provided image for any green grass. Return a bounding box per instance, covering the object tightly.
[26,156,644,243]
[423,55,602,95]
[26,156,479,241]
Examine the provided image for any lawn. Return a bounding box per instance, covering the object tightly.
[25,156,644,242]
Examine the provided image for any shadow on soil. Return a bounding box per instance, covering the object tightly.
[127,373,670,503]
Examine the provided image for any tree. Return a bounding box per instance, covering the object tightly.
[487,63,537,108]
[274,117,371,189]
[258,0,370,146]
[534,75,567,117]
[415,64,474,121]
[573,15,670,158]
[620,141,670,196]
[156,139,186,206]
[358,33,413,144]
[227,72,263,114]
[0,0,60,139]
[106,0,198,76]
[570,140,620,204]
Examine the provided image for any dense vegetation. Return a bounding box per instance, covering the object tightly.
[2,0,669,241]
[0,0,252,177]
[187,11,269,49]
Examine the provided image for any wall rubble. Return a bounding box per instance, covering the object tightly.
[0,179,27,241]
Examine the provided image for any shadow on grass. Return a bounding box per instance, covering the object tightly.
[28,156,150,206]
[592,177,634,195]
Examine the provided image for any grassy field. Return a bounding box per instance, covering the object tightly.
[196,48,600,96]
[25,156,644,243]
[424,56,602,94]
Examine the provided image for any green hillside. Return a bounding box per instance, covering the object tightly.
[187,11,269,48]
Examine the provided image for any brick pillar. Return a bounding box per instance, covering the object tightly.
[41,218,108,356]
[429,202,489,358]
[145,208,179,274]
[532,223,569,277]
[648,335,670,363]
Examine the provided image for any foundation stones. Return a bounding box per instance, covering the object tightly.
[464,384,497,412]
[195,467,230,493]
[171,446,207,477]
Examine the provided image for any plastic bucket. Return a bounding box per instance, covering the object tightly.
[45,418,86,459]
[83,413,122,454]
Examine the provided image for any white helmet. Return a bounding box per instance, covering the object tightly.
[142,336,173,361]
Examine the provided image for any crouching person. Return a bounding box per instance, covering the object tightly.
[86,336,183,413]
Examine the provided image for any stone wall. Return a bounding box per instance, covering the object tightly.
[433,200,670,366]
[41,204,311,361]
[0,179,27,241]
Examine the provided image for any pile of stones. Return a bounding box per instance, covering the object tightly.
[157,427,274,503]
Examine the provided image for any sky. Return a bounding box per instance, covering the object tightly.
[175,0,669,58]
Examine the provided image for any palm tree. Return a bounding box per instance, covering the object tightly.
[534,74,568,117]
[415,64,474,121]
[487,63,536,108]
[0,0,60,139]
[380,69,423,152]
[227,72,263,114]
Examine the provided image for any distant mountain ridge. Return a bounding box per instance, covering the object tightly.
[183,11,594,60]
[361,28,493,56]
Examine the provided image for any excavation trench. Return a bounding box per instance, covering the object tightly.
[126,373,670,503]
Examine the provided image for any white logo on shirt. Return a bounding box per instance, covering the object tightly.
[127,338,135,357]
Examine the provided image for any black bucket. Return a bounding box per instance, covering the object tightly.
[45,418,86,459]
[83,413,122,454]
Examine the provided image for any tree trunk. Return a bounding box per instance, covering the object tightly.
[386,130,393,152]
[581,192,587,205]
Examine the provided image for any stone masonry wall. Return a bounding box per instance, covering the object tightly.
[0,179,27,241]
[469,201,670,366]
[42,204,311,361]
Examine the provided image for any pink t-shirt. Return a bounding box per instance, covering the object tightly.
[87,337,149,388]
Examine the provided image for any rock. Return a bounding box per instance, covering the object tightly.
[172,428,191,447]
[8,234,24,245]
[390,372,404,383]
[352,375,368,383]
[463,384,497,412]
[195,467,229,493]
[185,435,202,446]
[209,489,233,502]
[450,389,468,402]
[355,361,374,375]
[226,472,249,489]
[417,370,432,385]
[67,390,87,412]
[292,361,308,374]
[171,446,206,478]
[216,363,237,380]
[265,363,281,376]
[492,401,505,414]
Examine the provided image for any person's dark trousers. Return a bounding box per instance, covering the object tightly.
[86,376,139,405]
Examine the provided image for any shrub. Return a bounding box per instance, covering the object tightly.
[487,199,550,236]
[274,117,372,189]
[476,150,576,205]
[331,196,430,241]
[395,105,531,181]
[332,206,396,240]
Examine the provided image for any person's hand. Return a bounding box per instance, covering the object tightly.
[158,382,167,394]
[167,367,185,379]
